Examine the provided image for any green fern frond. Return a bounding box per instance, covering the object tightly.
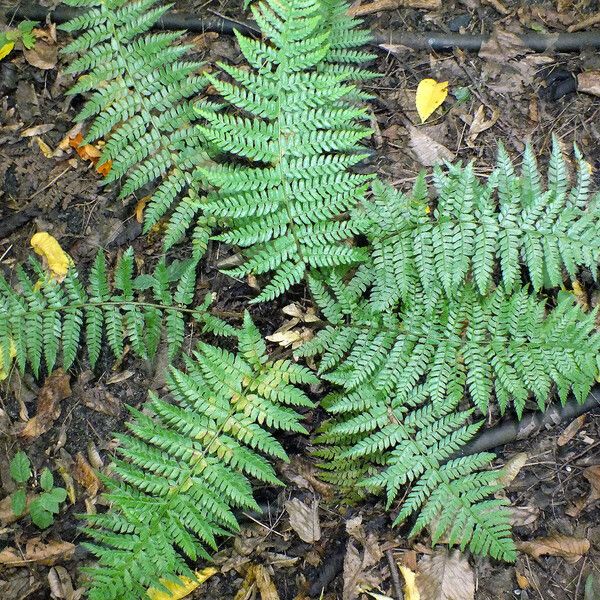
[197,0,374,302]
[364,139,600,303]
[60,0,212,253]
[0,249,204,375]
[82,312,316,599]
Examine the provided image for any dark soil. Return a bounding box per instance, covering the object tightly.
[0,0,599,598]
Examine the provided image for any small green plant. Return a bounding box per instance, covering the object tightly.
[10,451,68,529]
[0,20,37,60]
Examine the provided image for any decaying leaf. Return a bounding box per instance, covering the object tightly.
[348,0,440,18]
[577,71,600,98]
[21,123,55,137]
[234,565,279,600]
[0,538,75,566]
[517,535,590,563]
[408,126,455,167]
[48,565,83,600]
[69,132,112,176]
[400,566,421,600]
[582,465,600,506]
[557,414,586,446]
[465,104,499,147]
[147,567,218,600]
[30,232,73,282]
[0,491,35,524]
[19,369,71,441]
[508,505,540,527]
[415,78,449,124]
[417,550,475,600]
[343,516,384,600]
[24,39,57,70]
[498,452,528,487]
[285,497,321,543]
[72,452,101,498]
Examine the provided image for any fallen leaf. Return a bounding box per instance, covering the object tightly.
[517,535,590,563]
[408,126,455,166]
[96,160,112,177]
[582,465,600,506]
[24,39,57,70]
[135,196,150,223]
[515,571,529,589]
[30,232,73,282]
[348,0,440,17]
[147,567,218,600]
[72,452,101,498]
[0,492,35,524]
[0,538,74,566]
[400,566,421,600]
[416,79,449,124]
[465,104,499,147]
[48,565,77,599]
[557,415,586,446]
[577,71,600,97]
[21,123,55,137]
[234,565,279,600]
[0,41,15,60]
[508,505,540,527]
[285,498,321,543]
[35,135,54,158]
[498,452,528,487]
[19,369,71,441]
[417,550,475,600]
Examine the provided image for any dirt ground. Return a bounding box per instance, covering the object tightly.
[0,0,599,598]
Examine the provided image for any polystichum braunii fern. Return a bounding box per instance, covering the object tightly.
[82,312,316,599]
[297,142,600,561]
[196,0,376,302]
[0,248,202,376]
[59,0,212,253]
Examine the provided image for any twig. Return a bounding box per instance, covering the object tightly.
[386,549,404,600]
[568,12,600,33]
[348,0,440,17]
[482,0,510,16]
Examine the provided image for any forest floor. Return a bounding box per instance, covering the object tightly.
[1,0,600,598]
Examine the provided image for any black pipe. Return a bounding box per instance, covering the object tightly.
[8,4,600,52]
[458,388,600,457]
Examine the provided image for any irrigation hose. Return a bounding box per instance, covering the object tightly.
[8,4,600,52]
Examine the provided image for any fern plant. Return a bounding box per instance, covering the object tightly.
[0,248,202,376]
[297,142,600,561]
[59,0,213,254]
[82,312,316,599]
[196,0,376,302]
[362,140,600,311]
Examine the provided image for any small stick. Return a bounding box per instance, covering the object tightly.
[568,12,600,32]
[482,0,510,16]
[349,0,440,17]
[386,549,404,600]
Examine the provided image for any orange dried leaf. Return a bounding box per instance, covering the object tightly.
[73,452,101,498]
[96,160,112,177]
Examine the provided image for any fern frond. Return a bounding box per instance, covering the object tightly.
[365,139,600,301]
[197,0,374,302]
[82,312,315,599]
[0,250,204,375]
[60,0,211,253]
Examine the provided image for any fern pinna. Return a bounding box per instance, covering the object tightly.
[59,0,212,253]
[197,0,376,302]
[82,313,316,599]
[297,142,600,562]
[0,248,201,376]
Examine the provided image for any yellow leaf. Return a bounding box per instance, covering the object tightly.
[147,567,218,600]
[0,340,17,381]
[415,79,449,124]
[35,136,54,158]
[30,232,73,282]
[0,42,15,61]
[400,565,421,600]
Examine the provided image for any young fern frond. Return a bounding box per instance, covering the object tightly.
[60,0,213,254]
[197,0,374,302]
[0,248,202,375]
[364,139,600,309]
[82,313,316,600]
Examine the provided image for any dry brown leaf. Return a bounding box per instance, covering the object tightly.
[417,550,475,600]
[0,492,35,524]
[48,565,77,600]
[348,0,440,16]
[577,71,600,97]
[21,123,55,137]
[73,452,101,498]
[517,535,590,563]
[0,538,75,566]
[466,104,499,147]
[234,565,279,600]
[498,452,528,487]
[408,126,454,167]
[285,498,321,543]
[583,465,600,506]
[557,415,586,446]
[508,505,540,527]
[24,40,58,70]
[19,369,71,441]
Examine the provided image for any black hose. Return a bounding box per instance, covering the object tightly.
[8,4,600,52]
[458,388,600,457]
